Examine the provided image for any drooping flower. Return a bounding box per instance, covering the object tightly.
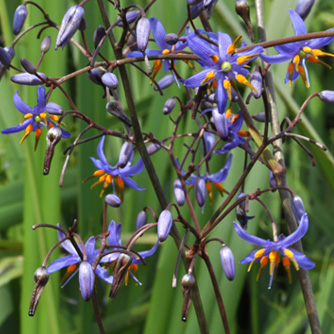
[86,136,145,198]
[1,86,70,150]
[260,10,334,88]
[182,32,262,113]
[234,213,315,288]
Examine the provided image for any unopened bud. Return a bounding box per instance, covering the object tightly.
[20,58,37,74]
[173,179,185,206]
[291,194,306,223]
[157,209,173,242]
[319,90,334,104]
[46,102,63,115]
[43,127,63,175]
[164,33,179,45]
[147,142,161,155]
[79,261,95,301]
[136,210,148,230]
[105,194,122,207]
[249,66,262,99]
[220,245,235,281]
[118,142,133,168]
[181,273,196,322]
[40,36,51,53]
[252,112,266,122]
[117,10,140,27]
[101,72,119,90]
[13,4,28,35]
[235,0,254,42]
[29,266,49,316]
[195,177,207,208]
[11,72,47,85]
[109,254,132,298]
[136,17,150,52]
[202,132,216,160]
[0,47,12,67]
[295,0,315,20]
[154,74,175,91]
[163,98,176,115]
[88,68,103,86]
[93,25,106,48]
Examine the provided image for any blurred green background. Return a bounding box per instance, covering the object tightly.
[0,0,333,333]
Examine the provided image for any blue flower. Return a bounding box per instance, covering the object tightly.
[234,213,315,288]
[1,86,70,150]
[87,136,145,198]
[260,10,334,87]
[182,32,262,113]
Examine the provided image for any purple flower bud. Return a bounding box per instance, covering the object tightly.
[295,0,315,20]
[187,0,202,5]
[163,98,176,115]
[46,102,63,115]
[136,210,148,230]
[195,177,207,207]
[20,58,37,74]
[0,47,12,67]
[101,72,119,90]
[93,25,106,48]
[154,74,175,91]
[0,47,15,80]
[118,142,133,168]
[157,209,173,242]
[105,194,122,207]
[136,17,150,52]
[269,170,277,189]
[147,142,161,155]
[41,36,51,53]
[220,245,235,281]
[79,261,95,301]
[11,72,47,85]
[13,4,28,35]
[319,90,334,104]
[88,68,103,86]
[291,194,306,223]
[249,67,262,99]
[252,112,266,122]
[117,10,140,27]
[164,33,179,45]
[56,6,85,50]
[78,18,87,31]
[212,107,228,138]
[173,179,185,206]
[202,132,216,160]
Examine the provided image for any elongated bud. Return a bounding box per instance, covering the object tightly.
[105,194,121,207]
[109,254,132,298]
[220,245,235,281]
[195,177,207,207]
[41,36,51,53]
[173,179,185,206]
[46,102,63,115]
[56,6,85,50]
[43,127,62,175]
[236,192,254,230]
[163,98,176,115]
[295,0,315,20]
[101,72,119,90]
[154,74,175,91]
[88,68,103,86]
[117,10,140,27]
[11,72,47,85]
[20,58,37,74]
[235,0,254,42]
[202,132,216,160]
[79,261,95,301]
[165,33,179,45]
[319,90,334,104]
[136,17,150,52]
[118,142,133,168]
[291,194,306,223]
[157,209,173,242]
[106,101,132,127]
[13,4,28,35]
[187,0,202,5]
[29,266,49,316]
[147,142,161,155]
[252,112,266,122]
[0,47,12,67]
[181,274,196,321]
[136,210,148,230]
[249,66,262,99]
[93,25,106,48]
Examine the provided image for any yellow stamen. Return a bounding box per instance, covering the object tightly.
[206,181,213,203]
[225,108,232,119]
[231,113,239,124]
[237,53,260,65]
[227,35,242,54]
[297,65,309,88]
[24,113,33,119]
[50,115,59,122]
[287,62,294,87]
[269,251,277,276]
[115,176,125,202]
[150,60,162,85]
[283,257,292,283]
[307,56,332,69]
[214,182,229,196]
[60,264,77,285]
[284,249,299,271]
[235,74,258,92]
[34,128,42,151]
[256,256,268,281]
[19,124,33,144]
[223,80,232,100]
[94,170,105,177]
[247,248,265,272]
[200,71,215,85]
[162,49,170,55]
[210,54,220,63]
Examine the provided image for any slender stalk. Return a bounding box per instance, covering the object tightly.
[254,1,321,333]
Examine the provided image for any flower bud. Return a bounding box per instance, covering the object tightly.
[163,98,176,115]
[88,68,103,86]
[117,10,140,27]
[319,90,334,104]
[157,209,173,242]
[56,6,85,50]
[252,112,266,122]
[173,179,185,206]
[136,210,148,230]
[118,142,133,168]
[291,194,306,223]
[29,266,49,316]
[147,142,161,155]
[109,254,132,298]
[13,4,28,35]
[101,72,119,90]
[181,273,196,322]
[11,72,47,85]
[164,33,179,45]
[136,17,150,52]
[236,192,254,230]
[295,0,315,20]
[93,25,106,48]
[43,127,63,175]
[220,245,235,281]
[46,102,63,115]
[235,0,254,42]
[154,74,175,91]
[20,58,37,74]
[181,273,196,288]
[41,36,51,53]
[105,194,121,207]
[249,66,262,99]
[195,177,207,208]
[202,132,216,160]
[0,47,12,67]
[79,261,95,301]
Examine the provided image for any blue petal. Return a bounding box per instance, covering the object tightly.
[96,265,114,284]
[234,222,270,247]
[207,154,233,182]
[121,157,145,176]
[150,17,168,51]
[182,69,215,88]
[216,79,228,113]
[289,9,307,36]
[135,239,159,263]
[121,176,145,191]
[96,136,111,168]
[218,32,231,59]
[306,28,334,49]
[281,213,309,247]
[289,249,315,269]
[1,119,33,134]
[13,90,33,115]
[36,86,46,110]
[85,236,96,262]
[260,53,292,64]
[47,255,80,273]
